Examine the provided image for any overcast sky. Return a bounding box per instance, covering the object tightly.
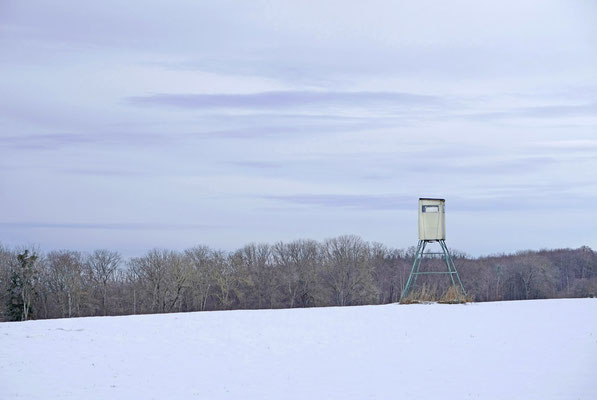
[1,1,596,256]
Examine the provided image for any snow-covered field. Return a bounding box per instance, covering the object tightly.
[1,299,596,400]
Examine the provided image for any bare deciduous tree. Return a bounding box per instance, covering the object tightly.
[85,249,121,316]
[129,249,190,313]
[46,250,84,318]
[238,243,276,308]
[273,239,320,308]
[185,246,217,311]
[321,235,377,306]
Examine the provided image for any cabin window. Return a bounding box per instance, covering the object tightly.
[422,205,439,213]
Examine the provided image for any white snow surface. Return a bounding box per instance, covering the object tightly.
[1,298,596,400]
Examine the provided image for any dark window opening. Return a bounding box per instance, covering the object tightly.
[422,205,439,213]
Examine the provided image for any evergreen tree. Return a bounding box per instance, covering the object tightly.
[6,250,37,321]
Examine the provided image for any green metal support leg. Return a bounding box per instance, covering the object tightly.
[400,239,466,302]
[401,240,422,300]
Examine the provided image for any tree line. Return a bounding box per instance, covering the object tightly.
[1,235,596,321]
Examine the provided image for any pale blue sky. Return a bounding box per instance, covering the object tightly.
[1,1,596,256]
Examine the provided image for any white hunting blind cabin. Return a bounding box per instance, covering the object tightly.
[401,198,466,301]
[418,198,446,241]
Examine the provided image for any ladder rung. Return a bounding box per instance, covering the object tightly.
[414,271,456,275]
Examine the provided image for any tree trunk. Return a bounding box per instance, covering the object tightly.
[68,292,72,318]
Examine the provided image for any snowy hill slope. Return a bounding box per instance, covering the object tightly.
[1,298,596,400]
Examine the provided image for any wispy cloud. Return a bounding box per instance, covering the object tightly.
[264,190,596,212]
[60,168,148,177]
[190,113,404,139]
[128,91,441,110]
[0,222,214,231]
[449,193,597,212]
[228,154,559,181]
[0,132,169,150]
[459,102,597,122]
[229,161,285,169]
[403,157,558,175]
[263,194,412,210]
